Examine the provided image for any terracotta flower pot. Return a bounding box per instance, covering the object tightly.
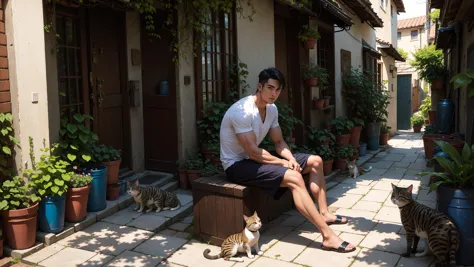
[336,134,350,146]
[349,126,362,147]
[312,99,325,109]
[445,139,466,154]
[102,158,121,185]
[186,170,201,187]
[106,184,120,201]
[323,160,333,176]
[1,202,39,250]
[304,37,316,49]
[413,125,422,133]
[334,158,347,170]
[323,97,330,107]
[422,134,453,159]
[431,79,443,90]
[178,168,189,190]
[305,77,318,87]
[428,110,436,124]
[424,119,429,125]
[379,132,389,145]
[65,184,91,223]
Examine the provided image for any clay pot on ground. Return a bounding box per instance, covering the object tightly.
[304,77,318,87]
[1,202,39,250]
[335,134,350,146]
[333,159,348,170]
[186,170,201,187]
[379,132,389,145]
[304,37,317,49]
[65,184,91,223]
[431,79,443,90]
[422,134,453,159]
[323,160,333,176]
[424,119,429,125]
[413,125,422,133]
[106,184,120,201]
[349,126,362,147]
[102,158,121,185]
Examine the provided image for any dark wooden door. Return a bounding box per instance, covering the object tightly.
[397,74,412,130]
[140,10,178,172]
[88,8,131,167]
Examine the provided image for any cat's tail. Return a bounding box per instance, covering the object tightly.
[203,249,221,260]
[363,166,373,172]
[170,203,181,211]
[449,226,459,265]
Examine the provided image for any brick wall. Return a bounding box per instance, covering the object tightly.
[0,0,10,114]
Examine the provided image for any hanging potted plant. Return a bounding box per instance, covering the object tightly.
[0,175,41,250]
[410,113,424,133]
[318,146,335,176]
[312,96,325,110]
[329,116,354,146]
[65,171,92,223]
[302,62,329,87]
[29,138,72,234]
[418,140,474,266]
[334,146,353,170]
[410,45,447,90]
[349,118,364,148]
[298,25,321,49]
[379,123,391,145]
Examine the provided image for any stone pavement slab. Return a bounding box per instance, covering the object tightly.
[37,247,97,267]
[327,194,362,208]
[375,206,401,223]
[361,189,391,202]
[352,200,383,212]
[329,208,377,235]
[251,256,303,266]
[166,240,235,267]
[133,234,188,259]
[105,250,162,267]
[326,183,372,197]
[352,248,401,267]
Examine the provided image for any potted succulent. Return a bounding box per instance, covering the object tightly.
[92,144,121,185]
[318,146,335,176]
[379,123,391,145]
[410,113,424,133]
[28,138,72,234]
[65,170,92,223]
[349,118,364,148]
[330,116,354,146]
[298,25,321,49]
[0,175,40,250]
[334,146,353,170]
[418,140,474,265]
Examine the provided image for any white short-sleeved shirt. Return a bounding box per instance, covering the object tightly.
[220,95,279,170]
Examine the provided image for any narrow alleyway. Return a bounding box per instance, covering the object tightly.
[15,130,438,267]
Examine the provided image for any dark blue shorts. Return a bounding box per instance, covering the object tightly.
[225,152,311,200]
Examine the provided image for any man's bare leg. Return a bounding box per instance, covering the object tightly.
[281,169,355,251]
[303,155,348,224]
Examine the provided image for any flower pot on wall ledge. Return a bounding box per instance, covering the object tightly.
[312,99,325,109]
[304,77,318,87]
[304,37,317,49]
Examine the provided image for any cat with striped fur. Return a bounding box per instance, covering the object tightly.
[346,159,372,178]
[126,180,180,213]
[203,211,263,262]
[391,184,459,266]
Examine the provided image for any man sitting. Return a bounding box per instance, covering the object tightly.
[219,67,356,253]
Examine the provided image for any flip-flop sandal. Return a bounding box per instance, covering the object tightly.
[321,241,356,253]
[327,215,348,225]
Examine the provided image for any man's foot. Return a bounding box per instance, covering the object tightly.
[323,213,348,225]
[321,235,356,253]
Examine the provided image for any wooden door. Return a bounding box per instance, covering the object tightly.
[397,74,412,130]
[88,8,131,167]
[140,10,178,172]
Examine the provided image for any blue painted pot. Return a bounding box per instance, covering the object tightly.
[436,185,474,265]
[38,194,66,233]
[366,122,381,151]
[118,179,126,196]
[359,142,367,157]
[436,99,454,133]
[84,164,107,212]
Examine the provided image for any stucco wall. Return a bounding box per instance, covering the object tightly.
[5,0,51,169]
[237,0,275,96]
[381,54,397,134]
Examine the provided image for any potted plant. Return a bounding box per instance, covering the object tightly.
[418,140,474,266]
[176,160,189,190]
[312,96,325,110]
[419,96,431,125]
[334,146,353,170]
[318,146,335,176]
[0,175,40,250]
[92,144,121,185]
[349,118,364,148]
[298,25,321,49]
[302,62,329,87]
[200,160,219,177]
[307,126,335,147]
[329,116,354,146]
[410,44,447,90]
[28,138,72,234]
[65,171,92,223]
[410,113,424,133]
[185,154,205,185]
[197,102,230,159]
[106,183,121,201]
[379,123,391,145]
[275,101,302,146]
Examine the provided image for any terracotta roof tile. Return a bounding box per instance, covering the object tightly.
[398,16,426,29]
[376,38,391,45]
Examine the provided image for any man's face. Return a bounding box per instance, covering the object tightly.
[258,79,282,104]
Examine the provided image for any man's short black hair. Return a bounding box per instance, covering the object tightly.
[257,67,286,92]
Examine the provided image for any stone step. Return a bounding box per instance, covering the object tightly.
[118,169,135,180]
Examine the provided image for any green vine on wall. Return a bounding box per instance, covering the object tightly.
[0,113,19,179]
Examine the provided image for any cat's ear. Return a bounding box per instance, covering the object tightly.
[134,179,139,185]
[391,183,396,190]
[407,184,413,194]
[253,211,257,217]
[243,214,249,222]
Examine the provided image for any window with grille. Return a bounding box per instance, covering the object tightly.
[317,38,329,69]
[198,8,237,113]
[56,10,85,118]
[411,30,418,41]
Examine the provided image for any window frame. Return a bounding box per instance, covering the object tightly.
[411,30,419,41]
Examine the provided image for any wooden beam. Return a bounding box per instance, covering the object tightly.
[455,0,474,22]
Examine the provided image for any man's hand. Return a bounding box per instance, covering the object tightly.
[281,158,302,172]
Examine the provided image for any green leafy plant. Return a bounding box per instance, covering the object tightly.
[335,145,354,159]
[307,126,335,147]
[91,144,121,163]
[196,102,230,145]
[200,160,219,177]
[68,171,93,188]
[294,145,317,155]
[380,123,391,133]
[398,48,409,59]
[0,113,19,178]
[418,140,474,191]
[317,146,335,161]
[410,113,424,127]
[419,96,431,118]
[450,68,474,98]
[0,175,40,211]
[57,113,98,168]
[330,116,354,135]
[27,138,72,198]
[298,25,321,42]
[351,117,365,127]
[430,9,440,22]
[423,124,438,135]
[184,154,205,170]
[410,45,446,82]
[274,100,303,143]
[303,62,330,88]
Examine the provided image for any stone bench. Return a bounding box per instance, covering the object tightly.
[191,173,294,246]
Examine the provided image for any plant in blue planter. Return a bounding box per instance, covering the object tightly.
[26,137,73,234]
[418,140,474,265]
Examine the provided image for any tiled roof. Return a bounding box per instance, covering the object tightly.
[393,0,405,13]
[429,25,436,39]
[398,16,426,29]
[376,38,390,45]
[376,39,406,62]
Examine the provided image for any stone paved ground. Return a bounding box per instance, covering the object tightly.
[21,130,442,267]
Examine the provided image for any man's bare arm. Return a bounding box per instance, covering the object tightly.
[268,126,294,161]
[236,131,288,166]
